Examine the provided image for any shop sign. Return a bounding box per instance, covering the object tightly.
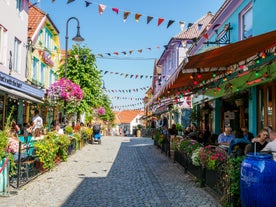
[42,51,54,67]
[0,73,22,88]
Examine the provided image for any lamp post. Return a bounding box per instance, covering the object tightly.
[65,17,85,78]
[102,80,106,90]
[64,17,84,123]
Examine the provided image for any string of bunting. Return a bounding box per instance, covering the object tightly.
[100,70,156,79]
[96,46,161,58]
[109,96,144,101]
[113,107,144,111]
[58,0,185,30]
[104,86,150,93]
[111,102,144,109]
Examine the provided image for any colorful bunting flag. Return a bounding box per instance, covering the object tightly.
[157,18,164,26]
[67,0,75,4]
[112,7,119,14]
[85,1,92,7]
[167,20,175,28]
[124,11,131,22]
[98,4,106,15]
[135,13,142,22]
[147,16,153,24]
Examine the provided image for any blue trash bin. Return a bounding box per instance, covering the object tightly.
[240,153,276,207]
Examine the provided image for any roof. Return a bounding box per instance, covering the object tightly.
[174,12,213,40]
[114,110,144,124]
[157,12,214,66]
[28,3,59,40]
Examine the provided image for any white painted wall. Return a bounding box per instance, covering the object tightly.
[0,0,28,81]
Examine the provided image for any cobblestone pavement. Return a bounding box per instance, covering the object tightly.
[1,137,221,207]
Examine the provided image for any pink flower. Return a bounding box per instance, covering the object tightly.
[47,78,83,103]
[96,106,105,115]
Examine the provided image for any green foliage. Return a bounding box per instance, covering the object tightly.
[54,133,71,161]
[64,125,73,134]
[57,45,103,115]
[34,137,58,169]
[221,156,245,207]
[191,147,202,166]
[175,123,183,131]
[71,132,81,149]
[0,131,8,160]
[81,127,92,140]
[179,138,201,156]
[57,45,114,123]
[198,145,227,171]
[34,132,72,169]
[190,107,202,123]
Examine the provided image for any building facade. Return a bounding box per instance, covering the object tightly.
[0,0,44,130]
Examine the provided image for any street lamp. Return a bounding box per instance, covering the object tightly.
[64,17,84,123]
[65,16,85,78]
[102,80,106,90]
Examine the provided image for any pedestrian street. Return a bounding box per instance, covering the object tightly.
[1,136,221,207]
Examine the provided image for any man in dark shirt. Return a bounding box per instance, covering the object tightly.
[241,126,254,141]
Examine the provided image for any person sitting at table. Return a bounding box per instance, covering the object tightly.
[7,131,26,161]
[229,129,250,156]
[55,122,64,135]
[241,126,254,142]
[261,130,276,161]
[218,126,235,151]
[245,128,269,154]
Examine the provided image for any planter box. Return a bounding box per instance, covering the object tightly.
[174,151,188,172]
[205,168,224,196]
[188,163,203,181]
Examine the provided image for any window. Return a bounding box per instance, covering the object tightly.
[0,25,7,65]
[16,0,23,13]
[40,63,46,85]
[38,29,43,46]
[45,28,53,50]
[13,38,21,73]
[49,69,53,86]
[32,57,39,81]
[240,5,253,40]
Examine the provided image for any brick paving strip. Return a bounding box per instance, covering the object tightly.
[0,137,221,207]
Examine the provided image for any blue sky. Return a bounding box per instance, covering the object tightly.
[38,0,225,111]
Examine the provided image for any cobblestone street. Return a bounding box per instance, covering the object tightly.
[1,137,221,207]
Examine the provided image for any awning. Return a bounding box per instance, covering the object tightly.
[184,30,276,69]
[0,85,44,103]
[147,30,276,106]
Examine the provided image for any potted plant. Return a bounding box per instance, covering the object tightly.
[64,125,73,135]
[198,145,227,171]
[175,123,183,135]
[81,127,92,144]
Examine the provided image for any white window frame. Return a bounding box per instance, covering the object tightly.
[40,63,46,85]
[44,28,53,51]
[32,57,39,81]
[16,0,23,14]
[239,4,253,40]
[0,25,8,65]
[13,37,21,73]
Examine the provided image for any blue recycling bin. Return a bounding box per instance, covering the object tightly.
[240,153,276,207]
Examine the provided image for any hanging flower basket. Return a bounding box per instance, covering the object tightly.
[47,78,83,106]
